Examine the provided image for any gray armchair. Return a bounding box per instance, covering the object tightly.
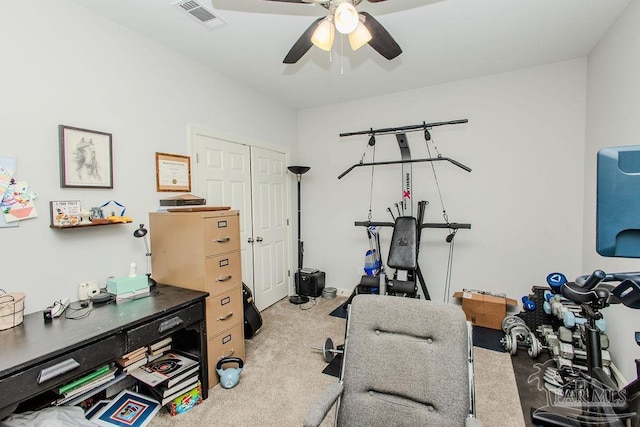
[304,294,482,427]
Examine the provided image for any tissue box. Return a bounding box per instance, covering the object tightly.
[107,275,148,296]
[453,289,518,330]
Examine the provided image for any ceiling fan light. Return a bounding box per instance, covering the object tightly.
[334,2,359,35]
[348,19,372,50]
[311,17,335,51]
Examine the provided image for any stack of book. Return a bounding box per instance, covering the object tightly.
[147,337,172,361]
[115,347,147,373]
[115,337,173,375]
[54,364,121,406]
[128,351,202,413]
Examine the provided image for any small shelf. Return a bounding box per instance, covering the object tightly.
[50,221,133,229]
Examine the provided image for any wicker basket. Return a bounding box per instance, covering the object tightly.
[0,290,26,330]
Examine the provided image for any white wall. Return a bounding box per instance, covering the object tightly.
[0,1,297,314]
[298,59,588,304]
[583,0,640,382]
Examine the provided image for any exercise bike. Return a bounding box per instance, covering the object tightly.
[532,270,640,427]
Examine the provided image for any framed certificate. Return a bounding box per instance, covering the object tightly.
[155,152,191,192]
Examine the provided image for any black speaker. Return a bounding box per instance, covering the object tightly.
[296,270,325,298]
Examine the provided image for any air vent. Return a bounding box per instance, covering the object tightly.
[172,0,227,30]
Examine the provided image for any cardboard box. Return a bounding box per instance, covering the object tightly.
[453,289,518,330]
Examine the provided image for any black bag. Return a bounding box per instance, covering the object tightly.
[242,283,263,339]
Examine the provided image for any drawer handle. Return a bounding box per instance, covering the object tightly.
[37,358,80,384]
[158,316,184,334]
[215,237,231,243]
[218,312,234,321]
[216,275,232,282]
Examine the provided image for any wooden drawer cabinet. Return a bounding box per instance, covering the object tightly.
[206,287,243,337]
[204,217,240,255]
[204,251,242,296]
[150,210,245,388]
[207,323,245,385]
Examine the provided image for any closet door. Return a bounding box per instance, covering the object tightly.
[250,146,288,310]
[193,131,254,301]
[192,128,289,311]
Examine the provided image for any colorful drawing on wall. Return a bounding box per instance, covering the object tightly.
[2,180,38,222]
[0,158,18,228]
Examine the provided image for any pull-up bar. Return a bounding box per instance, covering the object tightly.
[338,118,471,180]
[354,221,471,230]
[338,157,471,179]
[339,119,468,137]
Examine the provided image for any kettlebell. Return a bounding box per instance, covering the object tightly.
[216,357,244,389]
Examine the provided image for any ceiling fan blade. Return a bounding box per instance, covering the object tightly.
[262,0,324,3]
[360,12,402,60]
[283,17,324,64]
[367,0,389,2]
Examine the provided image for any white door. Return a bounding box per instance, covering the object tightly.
[250,147,289,310]
[191,127,289,311]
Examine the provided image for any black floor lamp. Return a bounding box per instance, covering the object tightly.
[288,165,310,305]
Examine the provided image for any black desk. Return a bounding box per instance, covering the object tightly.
[0,285,208,419]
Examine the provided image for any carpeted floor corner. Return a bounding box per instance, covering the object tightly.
[148,296,345,426]
[148,296,526,426]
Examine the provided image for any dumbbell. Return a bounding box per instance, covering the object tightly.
[311,338,343,363]
[546,272,568,293]
[522,295,536,311]
[501,317,539,356]
[562,310,607,331]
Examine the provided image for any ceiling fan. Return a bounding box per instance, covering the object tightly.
[263,0,402,64]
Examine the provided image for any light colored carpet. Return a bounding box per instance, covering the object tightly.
[149,296,525,426]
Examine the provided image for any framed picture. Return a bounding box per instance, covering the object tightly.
[49,200,81,227]
[85,400,111,419]
[91,389,160,427]
[155,152,191,192]
[59,125,113,189]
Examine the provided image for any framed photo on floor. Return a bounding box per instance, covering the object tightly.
[91,389,160,427]
[59,125,113,189]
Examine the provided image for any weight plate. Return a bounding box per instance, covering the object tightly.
[510,325,530,339]
[528,332,540,358]
[323,337,335,363]
[501,334,513,353]
[509,330,519,355]
[502,316,518,332]
[502,316,526,333]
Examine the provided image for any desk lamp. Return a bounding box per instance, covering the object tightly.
[288,166,310,305]
[133,224,157,287]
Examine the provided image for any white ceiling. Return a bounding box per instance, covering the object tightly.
[71,0,630,109]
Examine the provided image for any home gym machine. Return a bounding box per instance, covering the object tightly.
[339,119,472,303]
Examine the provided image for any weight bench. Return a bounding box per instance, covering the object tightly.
[343,216,420,309]
[385,216,419,297]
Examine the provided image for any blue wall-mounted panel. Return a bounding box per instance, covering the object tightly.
[597,145,640,257]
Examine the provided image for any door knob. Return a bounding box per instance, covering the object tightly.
[248,237,254,243]
[256,237,264,242]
